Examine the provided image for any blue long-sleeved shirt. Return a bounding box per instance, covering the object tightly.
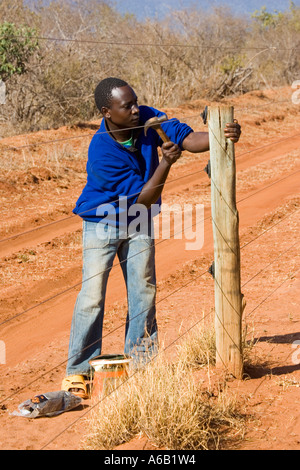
[73,106,193,226]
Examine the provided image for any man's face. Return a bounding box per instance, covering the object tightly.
[103,85,140,129]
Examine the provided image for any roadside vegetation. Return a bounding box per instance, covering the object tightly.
[82,321,255,450]
[0,0,299,135]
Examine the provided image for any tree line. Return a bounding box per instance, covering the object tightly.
[0,0,299,136]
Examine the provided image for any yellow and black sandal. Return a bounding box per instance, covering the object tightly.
[61,375,89,400]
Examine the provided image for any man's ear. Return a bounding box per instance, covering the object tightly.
[101,106,111,119]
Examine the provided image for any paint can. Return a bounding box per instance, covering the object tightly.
[89,354,132,399]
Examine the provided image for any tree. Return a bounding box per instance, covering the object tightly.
[0,21,39,82]
[252,6,283,28]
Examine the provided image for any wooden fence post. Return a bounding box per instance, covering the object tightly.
[208,105,243,379]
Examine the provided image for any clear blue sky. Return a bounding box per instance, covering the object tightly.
[111,0,300,20]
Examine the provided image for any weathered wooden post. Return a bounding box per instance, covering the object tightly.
[208,105,243,379]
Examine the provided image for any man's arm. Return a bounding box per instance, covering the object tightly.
[182,122,241,153]
[182,131,209,153]
[137,141,181,209]
[137,122,241,208]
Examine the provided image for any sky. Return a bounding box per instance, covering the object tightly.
[111,0,300,20]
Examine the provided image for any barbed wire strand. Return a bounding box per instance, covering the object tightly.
[0,98,291,159]
[242,242,299,343]
[39,309,214,451]
[241,209,299,250]
[1,130,299,246]
[212,239,299,348]
[0,210,211,327]
[242,242,299,289]
[0,266,210,406]
[206,113,300,223]
[1,171,298,328]
[245,268,299,322]
[206,239,299,357]
[212,204,300,260]
[0,166,206,244]
[3,96,291,119]
[1,35,299,52]
[2,107,299,154]
[235,98,291,115]
[0,97,292,157]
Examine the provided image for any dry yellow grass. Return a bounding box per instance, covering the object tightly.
[81,323,247,450]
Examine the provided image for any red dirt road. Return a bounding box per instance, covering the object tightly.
[0,87,299,450]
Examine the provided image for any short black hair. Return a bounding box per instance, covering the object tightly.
[94,77,128,112]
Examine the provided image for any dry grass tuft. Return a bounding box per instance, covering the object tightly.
[176,320,216,370]
[82,322,247,450]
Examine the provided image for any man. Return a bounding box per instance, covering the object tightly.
[62,77,241,398]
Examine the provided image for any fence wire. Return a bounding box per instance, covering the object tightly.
[40,261,299,450]
[0,52,299,447]
[1,168,298,328]
[0,197,298,406]
[1,131,299,246]
[1,35,299,52]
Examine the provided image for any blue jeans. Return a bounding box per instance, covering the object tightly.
[66,220,158,376]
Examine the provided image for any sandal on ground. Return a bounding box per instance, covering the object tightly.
[61,374,89,399]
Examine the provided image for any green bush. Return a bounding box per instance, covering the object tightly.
[0,21,39,82]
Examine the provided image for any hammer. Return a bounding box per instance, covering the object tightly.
[144,114,170,143]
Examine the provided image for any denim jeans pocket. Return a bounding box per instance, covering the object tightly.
[83,221,112,249]
[129,220,155,247]
[135,232,154,247]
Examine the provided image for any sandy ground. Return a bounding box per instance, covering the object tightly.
[0,86,299,450]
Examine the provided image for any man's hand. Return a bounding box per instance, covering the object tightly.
[224,120,241,143]
[137,141,181,208]
[161,141,181,166]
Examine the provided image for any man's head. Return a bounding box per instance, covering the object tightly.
[94,77,140,130]
[94,77,128,111]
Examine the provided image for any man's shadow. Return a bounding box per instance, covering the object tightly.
[244,331,300,379]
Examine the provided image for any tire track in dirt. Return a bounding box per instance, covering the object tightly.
[1,192,299,452]
[0,130,299,376]
[1,163,299,369]
[1,129,299,451]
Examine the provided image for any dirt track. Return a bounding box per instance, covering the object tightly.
[0,87,299,450]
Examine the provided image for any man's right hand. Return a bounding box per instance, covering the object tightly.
[137,141,181,208]
[161,141,181,166]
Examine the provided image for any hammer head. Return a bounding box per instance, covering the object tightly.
[144,114,168,137]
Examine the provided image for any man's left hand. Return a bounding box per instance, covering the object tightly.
[224,120,241,143]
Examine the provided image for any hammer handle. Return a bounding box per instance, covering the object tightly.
[156,126,170,143]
